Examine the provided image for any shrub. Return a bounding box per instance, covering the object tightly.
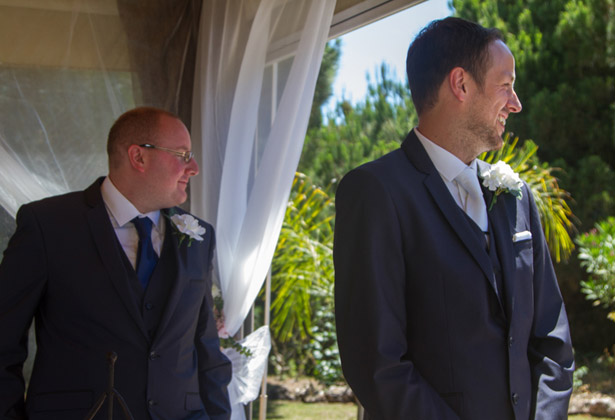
[575,217,615,323]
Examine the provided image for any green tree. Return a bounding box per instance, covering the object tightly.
[308,40,342,130]
[299,63,416,187]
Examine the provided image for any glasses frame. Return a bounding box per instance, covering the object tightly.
[139,143,194,163]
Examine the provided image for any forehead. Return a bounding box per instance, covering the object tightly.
[156,115,191,148]
[486,40,516,79]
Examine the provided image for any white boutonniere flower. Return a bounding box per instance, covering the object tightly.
[168,213,206,246]
[480,161,523,211]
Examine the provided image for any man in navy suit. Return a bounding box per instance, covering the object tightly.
[0,107,231,419]
[334,17,574,420]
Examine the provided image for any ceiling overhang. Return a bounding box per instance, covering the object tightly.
[0,0,422,70]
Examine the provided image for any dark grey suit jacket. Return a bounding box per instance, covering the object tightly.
[334,131,574,420]
[0,179,231,420]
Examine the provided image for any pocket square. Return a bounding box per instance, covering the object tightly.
[513,230,532,242]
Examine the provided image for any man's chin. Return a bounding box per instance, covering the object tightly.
[165,192,188,209]
[489,134,504,151]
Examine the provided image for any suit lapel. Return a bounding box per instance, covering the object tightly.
[402,132,494,281]
[84,179,150,340]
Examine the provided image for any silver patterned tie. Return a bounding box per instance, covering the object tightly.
[454,167,488,232]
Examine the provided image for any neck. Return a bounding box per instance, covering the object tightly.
[417,124,476,165]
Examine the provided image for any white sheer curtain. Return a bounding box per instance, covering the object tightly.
[191,0,335,338]
[190,0,335,415]
[0,0,200,221]
[0,2,134,221]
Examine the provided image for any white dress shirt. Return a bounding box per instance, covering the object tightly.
[414,127,489,232]
[100,177,165,269]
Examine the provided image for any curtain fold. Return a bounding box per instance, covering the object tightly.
[0,0,200,220]
[192,0,335,338]
[191,0,335,415]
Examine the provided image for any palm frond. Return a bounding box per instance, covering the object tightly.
[269,173,335,342]
[481,134,576,262]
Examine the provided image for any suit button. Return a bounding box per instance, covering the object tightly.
[149,351,159,360]
[145,302,153,310]
[148,399,156,406]
[508,336,514,348]
[512,393,519,405]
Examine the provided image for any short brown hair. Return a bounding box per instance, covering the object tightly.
[406,17,503,115]
[107,107,180,168]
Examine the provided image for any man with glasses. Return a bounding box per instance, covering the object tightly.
[0,107,232,420]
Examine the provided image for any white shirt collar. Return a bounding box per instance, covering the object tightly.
[414,127,478,180]
[100,177,161,229]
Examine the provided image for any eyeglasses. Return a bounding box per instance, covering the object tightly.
[139,143,194,163]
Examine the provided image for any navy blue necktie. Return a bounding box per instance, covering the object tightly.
[132,217,158,289]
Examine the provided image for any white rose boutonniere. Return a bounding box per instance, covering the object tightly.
[480,161,523,211]
[168,213,206,246]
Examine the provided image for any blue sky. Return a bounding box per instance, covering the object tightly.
[329,0,453,107]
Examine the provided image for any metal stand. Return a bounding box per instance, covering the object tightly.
[83,352,135,420]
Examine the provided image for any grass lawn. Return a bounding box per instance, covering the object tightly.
[252,400,356,419]
[251,401,613,419]
[570,417,612,420]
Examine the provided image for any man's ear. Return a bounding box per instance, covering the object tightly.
[127,144,146,173]
[449,67,468,102]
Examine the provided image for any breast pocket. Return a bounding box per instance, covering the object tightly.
[513,235,533,268]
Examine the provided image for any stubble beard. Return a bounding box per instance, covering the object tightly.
[464,118,503,158]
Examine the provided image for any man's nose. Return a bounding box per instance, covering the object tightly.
[508,89,522,113]
[187,158,199,176]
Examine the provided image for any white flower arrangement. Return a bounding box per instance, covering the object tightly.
[480,161,523,210]
[168,213,206,246]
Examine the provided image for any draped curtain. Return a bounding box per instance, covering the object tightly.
[190,1,335,416]
[0,0,200,220]
[192,0,335,341]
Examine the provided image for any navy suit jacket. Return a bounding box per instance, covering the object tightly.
[0,179,232,420]
[334,131,574,420]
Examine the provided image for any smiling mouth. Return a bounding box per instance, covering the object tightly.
[498,115,506,126]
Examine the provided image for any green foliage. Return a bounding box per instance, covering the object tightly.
[555,156,615,231]
[212,295,253,357]
[575,217,615,322]
[270,173,335,342]
[298,63,416,187]
[575,348,615,394]
[268,173,342,382]
[309,40,342,130]
[480,135,575,262]
[307,299,342,385]
[573,364,589,390]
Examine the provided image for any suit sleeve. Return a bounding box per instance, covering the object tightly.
[0,205,47,420]
[195,227,232,420]
[525,185,575,419]
[333,168,460,420]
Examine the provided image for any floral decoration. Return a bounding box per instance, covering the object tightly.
[480,161,523,210]
[168,213,206,246]
[212,285,252,357]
